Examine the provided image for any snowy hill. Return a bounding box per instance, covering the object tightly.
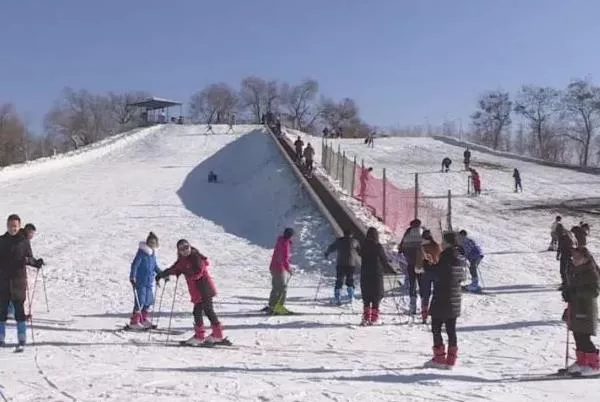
[2,124,600,401]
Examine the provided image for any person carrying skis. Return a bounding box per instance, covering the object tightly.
[549,216,562,251]
[398,219,424,315]
[463,148,471,170]
[0,214,43,348]
[360,227,387,325]
[325,229,361,305]
[513,168,522,192]
[420,229,442,323]
[557,224,574,290]
[129,232,163,329]
[294,136,304,161]
[155,239,225,345]
[303,143,315,175]
[441,157,452,173]
[266,228,294,315]
[425,231,466,369]
[562,247,600,375]
[469,168,481,195]
[458,230,484,293]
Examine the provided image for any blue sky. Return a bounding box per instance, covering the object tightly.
[1,0,599,132]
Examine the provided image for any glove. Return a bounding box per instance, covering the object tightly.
[130,278,136,287]
[33,258,44,269]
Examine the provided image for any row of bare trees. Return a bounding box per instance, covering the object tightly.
[0,88,149,167]
[188,76,371,137]
[469,78,600,166]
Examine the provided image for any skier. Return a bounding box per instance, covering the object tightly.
[557,224,574,289]
[463,148,471,170]
[265,228,294,315]
[441,157,452,173]
[425,231,466,369]
[469,168,481,195]
[549,216,562,251]
[572,225,587,248]
[398,219,424,315]
[513,168,522,192]
[227,114,235,134]
[365,132,375,148]
[562,247,599,375]
[8,223,39,320]
[0,214,43,349]
[458,230,484,292]
[205,124,215,135]
[208,170,218,183]
[420,230,442,323]
[128,232,163,329]
[324,229,361,305]
[303,143,315,175]
[358,167,373,204]
[360,227,387,325]
[293,136,304,161]
[155,239,225,345]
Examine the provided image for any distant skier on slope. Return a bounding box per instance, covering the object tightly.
[561,247,600,375]
[264,228,294,315]
[424,231,466,369]
[358,167,374,204]
[398,219,424,315]
[294,137,304,162]
[420,230,442,323]
[549,216,562,251]
[469,168,481,195]
[128,232,163,329]
[463,148,471,170]
[458,230,484,293]
[441,157,452,173]
[325,229,361,305]
[208,170,219,183]
[155,239,226,345]
[360,227,387,325]
[0,214,43,349]
[513,168,522,192]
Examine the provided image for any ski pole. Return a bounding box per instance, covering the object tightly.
[149,283,166,341]
[313,270,324,302]
[41,267,50,312]
[27,270,40,345]
[165,276,180,344]
[565,303,571,373]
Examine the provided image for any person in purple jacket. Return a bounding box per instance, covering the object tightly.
[458,230,484,292]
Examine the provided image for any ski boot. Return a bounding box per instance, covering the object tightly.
[579,351,600,376]
[347,286,355,302]
[140,310,153,329]
[204,323,224,344]
[446,346,458,369]
[182,324,205,346]
[16,321,27,349]
[566,350,586,374]
[333,288,342,306]
[463,279,482,293]
[128,311,144,330]
[370,308,381,325]
[424,345,447,369]
[360,306,371,326]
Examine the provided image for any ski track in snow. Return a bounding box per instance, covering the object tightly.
[0,125,599,400]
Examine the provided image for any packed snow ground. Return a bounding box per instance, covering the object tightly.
[2,124,600,401]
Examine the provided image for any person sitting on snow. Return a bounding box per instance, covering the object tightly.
[208,171,218,183]
[458,230,484,292]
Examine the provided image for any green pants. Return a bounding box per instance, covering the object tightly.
[269,271,288,308]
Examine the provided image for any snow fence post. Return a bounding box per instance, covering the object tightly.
[414,173,419,220]
[382,168,387,224]
[361,159,365,206]
[351,156,357,197]
[446,189,452,231]
[336,144,341,180]
[341,151,346,190]
[321,139,326,167]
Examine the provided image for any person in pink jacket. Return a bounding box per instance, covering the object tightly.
[265,228,294,314]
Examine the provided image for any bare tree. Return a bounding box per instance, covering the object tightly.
[108,91,150,130]
[512,123,527,155]
[514,85,561,160]
[561,78,600,166]
[189,83,238,123]
[0,103,28,166]
[280,79,320,131]
[239,76,280,123]
[470,90,512,150]
[319,97,360,134]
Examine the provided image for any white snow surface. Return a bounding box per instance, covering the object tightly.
[1,125,600,400]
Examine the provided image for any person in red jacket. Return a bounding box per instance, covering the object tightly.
[156,239,225,346]
[265,228,294,315]
[469,169,481,195]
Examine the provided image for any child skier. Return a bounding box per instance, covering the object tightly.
[325,229,361,305]
[155,239,226,345]
[562,247,599,375]
[425,231,467,369]
[360,227,387,325]
[458,230,484,293]
[266,228,294,315]
[398,219,424,315]
[420,230,442,323]
[128,232,163,329]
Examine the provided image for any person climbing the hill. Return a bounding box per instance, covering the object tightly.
[294,136,304,162]
[458,230,484,293]
[128,232,163,329]
[420,229,442,323]
[303,143,315,175]
[398,219,424,315]
[7,223,39,321]
[463,148,471,170]
[425,231,466,369]
[264,228,294,315]
[572,225,587,248]
[469,168,481,195]
[549,216,562,251]
[325,229,361,305]
[155,239,226,346]
[441,157,452,173]
[0,214,43,349]
[557,224,575,290]
[358,167,374,204]
[360,227,387,325]
[561,247,600,375]
[513,168,522,192]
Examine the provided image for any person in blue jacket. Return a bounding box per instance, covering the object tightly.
[129,232,164,329]
[458,230,484,292]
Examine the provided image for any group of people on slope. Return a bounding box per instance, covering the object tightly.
[293,136,315,175]
[0,214,45,347]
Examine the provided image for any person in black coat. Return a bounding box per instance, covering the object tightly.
[325,229,361,304]
[359,227,387,325]
[441,157,452,173]
[513,168,522,192]
[425,231,466,368]
[0,214,43,346]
